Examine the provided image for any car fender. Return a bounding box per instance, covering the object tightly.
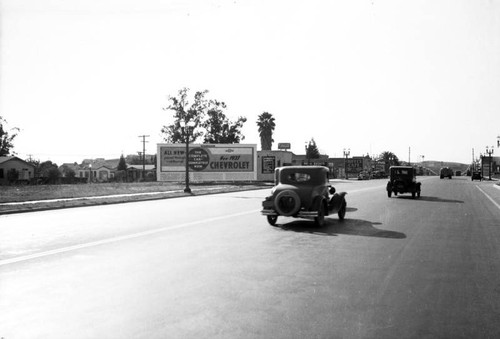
[312,195,328,213]
[329,192,347,213]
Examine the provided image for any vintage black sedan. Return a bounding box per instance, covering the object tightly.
[261,166,347,226]
[386,166,422,198]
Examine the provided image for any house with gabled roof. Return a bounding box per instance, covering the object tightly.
[0,156,35,185]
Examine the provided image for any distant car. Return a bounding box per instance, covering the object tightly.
[261,166,347,226]
[471,171,482,181]
[440,167,453,179]
[357,171,370,180]
[372,171,387,179]
[386,166,421,198]
[455,170,462,176]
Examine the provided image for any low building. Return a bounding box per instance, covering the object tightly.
[126,164,156,181]
[94,165,115,182]
[327,156,372,179]
[481,156,500,178]
[291,154,330,167]
[257,150,293,181]
[0,156,35,185]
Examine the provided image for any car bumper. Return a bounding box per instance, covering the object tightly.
[261,209,319,218]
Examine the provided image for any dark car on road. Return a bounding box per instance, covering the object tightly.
[261,166,347,226]
[440,167,453,179]
[386,166,421,198]
[471,171,482,181]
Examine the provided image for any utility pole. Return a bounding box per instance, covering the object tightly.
[138,135,150,180]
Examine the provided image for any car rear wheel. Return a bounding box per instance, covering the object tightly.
[315,202,326,227]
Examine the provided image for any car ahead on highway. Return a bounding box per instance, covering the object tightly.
[471,171,482,181]
[386,166,421,198]
[440,167,453,179]
[261,166,347,226]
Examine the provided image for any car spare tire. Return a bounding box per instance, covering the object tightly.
[274,190,301,216]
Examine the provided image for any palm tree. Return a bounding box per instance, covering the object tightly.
[256,112,275,150]
[379,151,400,172]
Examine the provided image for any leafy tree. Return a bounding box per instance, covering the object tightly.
[38,161,61,183]
[379,151,400,171]
[0,116,20,156]
[161,88,209,143]
[117,154,127,171]
[203,100,247,143]
[46,167,61,184]
[306,138,321,159]
[256,112,275,150]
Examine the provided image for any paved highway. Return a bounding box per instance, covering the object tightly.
[1,177,500,338]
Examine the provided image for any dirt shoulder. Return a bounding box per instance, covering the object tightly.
[0,182,271,215]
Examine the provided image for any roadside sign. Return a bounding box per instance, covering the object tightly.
[278,143,291,150]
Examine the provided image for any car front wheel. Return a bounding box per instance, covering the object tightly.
[338,201,346,220]
[267,215,278,226]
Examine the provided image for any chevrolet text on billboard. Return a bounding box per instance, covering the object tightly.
[157,143,257,182]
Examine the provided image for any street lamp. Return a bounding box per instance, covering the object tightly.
[88,163,92,184]
[304,142,309,165]
[486,146,494,180]
[343,148,350,179]
[180,120,196,193]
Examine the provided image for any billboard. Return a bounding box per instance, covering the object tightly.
[157,144,257,181]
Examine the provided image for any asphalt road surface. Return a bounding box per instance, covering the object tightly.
[1,176,500,339]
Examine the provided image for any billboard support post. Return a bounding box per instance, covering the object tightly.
[181,121,195,193]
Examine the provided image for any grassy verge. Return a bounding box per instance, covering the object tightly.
[0,182,270,214]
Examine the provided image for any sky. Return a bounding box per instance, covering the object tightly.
[1,0,499,165]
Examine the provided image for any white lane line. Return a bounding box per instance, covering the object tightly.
[476,186,500,211]
[0,209,260,267]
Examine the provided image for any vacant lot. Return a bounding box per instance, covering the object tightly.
[0,182,268,214]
